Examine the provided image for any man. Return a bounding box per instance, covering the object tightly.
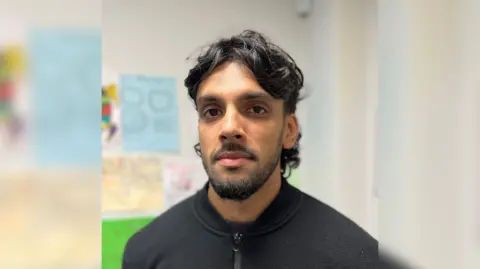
[122,30,383,269]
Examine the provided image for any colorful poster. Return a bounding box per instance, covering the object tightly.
[120,75,179,153]
[0,21,29,167]
[102,155,164,214]
[102,66,122,153]
[28,29,102,167]
[0,45,27,146]
[163,157,207,208]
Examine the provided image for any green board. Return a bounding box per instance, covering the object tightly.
[102,217,154,269]
[288,168,301,188]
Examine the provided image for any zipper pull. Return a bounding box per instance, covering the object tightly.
[232,233,243,269]
[233,232,243,246]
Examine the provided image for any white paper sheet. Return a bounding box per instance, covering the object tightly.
[163,157,207,208]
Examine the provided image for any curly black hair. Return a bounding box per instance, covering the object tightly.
[185,30,304,179]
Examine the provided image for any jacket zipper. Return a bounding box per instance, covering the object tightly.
[232,232,243,269]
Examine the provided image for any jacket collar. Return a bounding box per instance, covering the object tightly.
[192,177,303,236]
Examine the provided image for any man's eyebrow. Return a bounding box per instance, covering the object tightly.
[196,91,272,105]
[240,91,271,100]
[196,94,221,104]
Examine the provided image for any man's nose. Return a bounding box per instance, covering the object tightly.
[219,109,245,143]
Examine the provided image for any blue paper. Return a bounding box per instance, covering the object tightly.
[120,75,179,153]
[29,29,102,167]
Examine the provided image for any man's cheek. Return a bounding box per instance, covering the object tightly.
[199,141,212,160]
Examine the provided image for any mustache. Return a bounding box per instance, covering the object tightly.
[212,142,257,161]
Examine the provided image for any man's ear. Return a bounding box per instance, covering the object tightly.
[283,114,299,149]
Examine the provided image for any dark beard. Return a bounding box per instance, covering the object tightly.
[202,139,283,201]
[208,157,279,201]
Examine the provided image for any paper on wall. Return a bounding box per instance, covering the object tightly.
[0,19,29,167]
[102,65,122,153]
[163,157,207,208]
[102,155,164,214]
[29,29,102,167]
[120,75,179,153]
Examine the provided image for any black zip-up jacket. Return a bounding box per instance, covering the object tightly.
[122,179,384,269]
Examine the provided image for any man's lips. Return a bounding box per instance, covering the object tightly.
[216,151,254,167]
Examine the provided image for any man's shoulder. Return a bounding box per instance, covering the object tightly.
[294,192,379,266]
[122,196,197,267]
[298,192,377,247]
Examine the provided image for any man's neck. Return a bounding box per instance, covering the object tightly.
[207,170,283,223]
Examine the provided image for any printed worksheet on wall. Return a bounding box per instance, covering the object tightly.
[120,75,179,153]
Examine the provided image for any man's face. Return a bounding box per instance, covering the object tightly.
[195,62,298,201]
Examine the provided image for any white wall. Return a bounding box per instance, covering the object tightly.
[302,0,378,235]
[305,2,479,268]
[102,0,310,158]
[0,1,101,28]
[374,1,479,267]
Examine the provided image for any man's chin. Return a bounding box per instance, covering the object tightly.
[209,181,257,201]
[208,175,264,201]
[208,175,249,187]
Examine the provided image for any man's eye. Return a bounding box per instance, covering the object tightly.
[204,108,221,118]
[248,106,267,114]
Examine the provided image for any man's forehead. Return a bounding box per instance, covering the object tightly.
[195,62,276,103]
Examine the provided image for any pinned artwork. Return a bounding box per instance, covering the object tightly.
[102,66,122,153]
[162,157,207,208]
[102,84,118,142]
[101,83,122,152]
[120,75,179,153]
[102,155,164,214]
[0,20,30,167]
[0,45,26,146]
